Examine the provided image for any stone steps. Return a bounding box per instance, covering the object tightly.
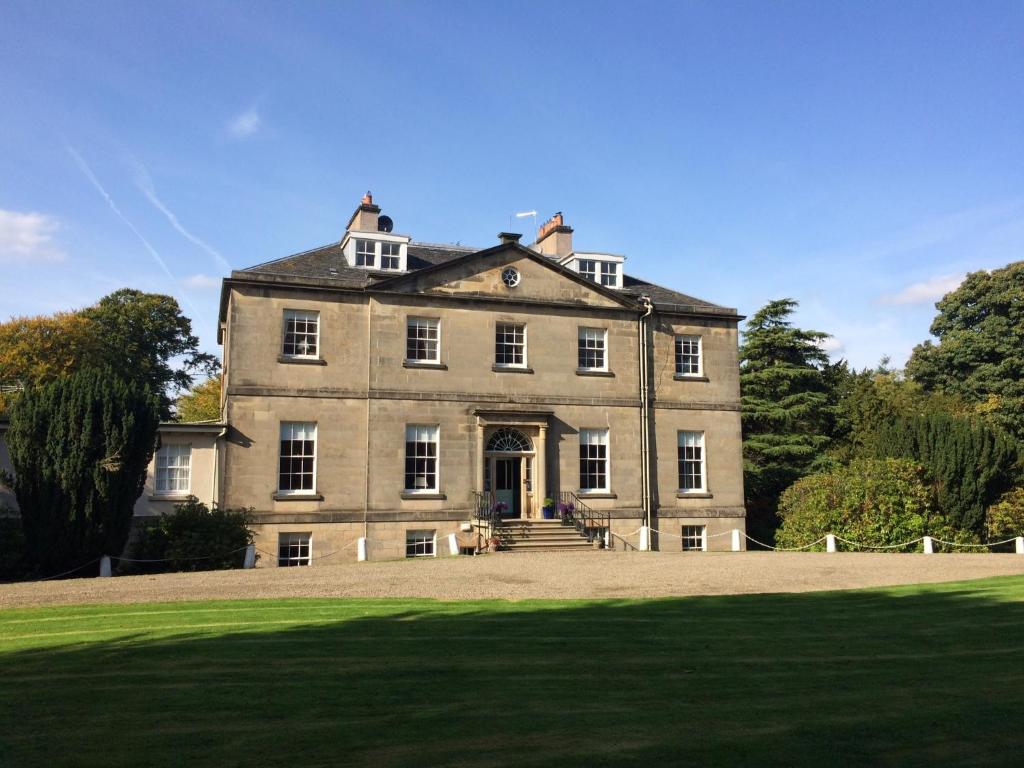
[497,519,597,552]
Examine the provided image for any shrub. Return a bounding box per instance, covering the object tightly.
[125,497,255,572]
[776,458,966,550]
[985,488,1024,542]
[0,512,25,580]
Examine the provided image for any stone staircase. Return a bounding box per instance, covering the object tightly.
[497,519,596,552]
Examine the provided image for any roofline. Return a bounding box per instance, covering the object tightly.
[370,242,641,310]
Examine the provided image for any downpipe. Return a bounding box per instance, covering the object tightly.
[638,296,654,547]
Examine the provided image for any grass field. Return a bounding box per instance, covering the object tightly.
[3,577,1024,767]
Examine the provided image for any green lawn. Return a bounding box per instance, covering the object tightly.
[3,577,1024,767]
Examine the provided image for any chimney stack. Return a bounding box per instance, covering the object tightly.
[534,212,573,257]
[498,232,522,245]
[347,190,381,232]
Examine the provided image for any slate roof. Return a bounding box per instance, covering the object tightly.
[235,241,736,315]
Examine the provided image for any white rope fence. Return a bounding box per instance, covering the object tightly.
[633,526,1024,555]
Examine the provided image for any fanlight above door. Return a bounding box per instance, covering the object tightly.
[486,428,532,453]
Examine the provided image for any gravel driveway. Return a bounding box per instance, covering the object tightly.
[4,551,1024,608]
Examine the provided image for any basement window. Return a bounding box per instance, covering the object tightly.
[406,530,436,558]
[681,525,706,552]
[278,532,312,566]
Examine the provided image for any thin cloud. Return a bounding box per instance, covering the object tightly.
[65,143,200,316]
[0,209,65,264]
[879,273,966,305]
[817,336,845,356]
[183,273,221,289]
[227,108,261,138]
[134,163,232,273]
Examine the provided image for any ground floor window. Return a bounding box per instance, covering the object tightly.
[678,431,705,492]
[278,532,312,566]
[579,428,609,491]
[681,525,706,552]
[406,530,436,558]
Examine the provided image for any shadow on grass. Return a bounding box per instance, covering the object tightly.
[3,578,1024,767]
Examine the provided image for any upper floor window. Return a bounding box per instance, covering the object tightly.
[405,425,439,492]
[279,422,316,494]
[578,259,597,282]
[155,443,191,494]
[406,318,440,363]
[283,310,319,358]
[579,428,609,492]
[678,431,705,492]
[600,262,618,287]
[355,239,376,267]
[675,335,702,377]
[495,323,526,367]
[381,242,401,270]
[578,328,607,371]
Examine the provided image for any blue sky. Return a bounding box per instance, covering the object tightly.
[1,0,1021,369]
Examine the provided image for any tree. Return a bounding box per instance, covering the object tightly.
[4,368,160,575]
[740,299,836,540]
[0,289,218,419]
[906,261,1024,440]
[83,289,218,419]
[985,488,1024,542]
[861,411,1019,536]
[175,377,222,422]
[0,312,100,413]
[776,458,964,549]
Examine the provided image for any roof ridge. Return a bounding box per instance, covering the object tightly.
[409,240,479,252]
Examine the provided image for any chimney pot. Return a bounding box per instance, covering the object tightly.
[362,191,373,205]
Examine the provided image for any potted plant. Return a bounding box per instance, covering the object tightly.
[558,501,575,523]
[542,497,556,519]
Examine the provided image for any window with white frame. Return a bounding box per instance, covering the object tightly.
[681,525,706,552]
[495,323,526,367]
[155,443,191,494]
[282,310,319,358]
[405,530,436,557]
[406,318,440,363]
[675,335,702,376]
[278,532,312,566]
[381,242,401,270]
[678,431,705,492]
[579,428,609,491]
[578,259,597,282]
[600,262,618,287]
[355,239,376,267]
[578,327,607,371]
[405,425,439,492]
[279,422,317,494]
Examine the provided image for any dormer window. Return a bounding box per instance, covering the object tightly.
[578,259,597,282]
[381,242,401,270]
[600,262,618,287]
[573,255,622,288]
[355,240,376,267]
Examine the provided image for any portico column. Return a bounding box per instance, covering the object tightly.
[476,419,485,494]
[536,425,547,512]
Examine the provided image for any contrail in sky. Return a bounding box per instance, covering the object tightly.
[134,162,233,274]
[64,143,201,316]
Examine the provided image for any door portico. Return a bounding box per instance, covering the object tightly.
[474,410,552,519]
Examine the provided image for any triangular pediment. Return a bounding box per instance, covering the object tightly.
[374,244,634,309]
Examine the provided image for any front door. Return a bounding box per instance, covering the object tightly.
[494,458,521,518]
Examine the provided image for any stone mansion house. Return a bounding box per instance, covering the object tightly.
[0,194,746,563]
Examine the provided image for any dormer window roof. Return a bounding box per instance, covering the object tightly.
[341,231,411,272]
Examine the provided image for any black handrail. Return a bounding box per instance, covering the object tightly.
[558,491,612,549]
[472,491,504,550]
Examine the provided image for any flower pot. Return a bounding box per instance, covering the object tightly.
[542,507,555,520]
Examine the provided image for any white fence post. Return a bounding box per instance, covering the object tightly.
[243,544,256,569]
[639,526,650,552]
[1016,537,1024,555]
[99,556,112,577]
[448,533,459,556]
[731,528,741,552]
[923,536,934,554]
[826,534,837,553]
[357,537,368,562]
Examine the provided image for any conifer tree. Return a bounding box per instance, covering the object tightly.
[4,368,160,575]
[740,299,835,539]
